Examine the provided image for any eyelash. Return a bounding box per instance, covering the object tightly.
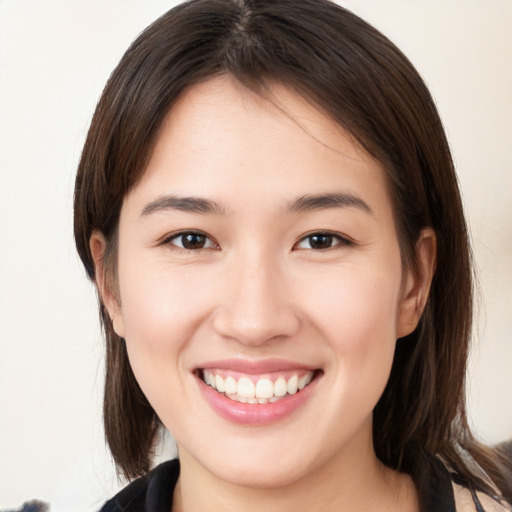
[161,230,219,251]
[160,230,354,252]
[294,231,354,251]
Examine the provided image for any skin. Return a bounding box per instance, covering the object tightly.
[92,75,436,511]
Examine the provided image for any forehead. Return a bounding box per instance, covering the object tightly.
[123,75,392,219]
[155,75,369,166]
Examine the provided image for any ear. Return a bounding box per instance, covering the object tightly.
[89,231,125,338]
[396,228,437,338]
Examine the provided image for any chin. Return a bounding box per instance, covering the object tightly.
[208,454,311,489]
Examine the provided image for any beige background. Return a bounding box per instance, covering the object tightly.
[0,1,511,510]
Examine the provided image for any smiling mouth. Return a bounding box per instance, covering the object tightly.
[199,369,318,404]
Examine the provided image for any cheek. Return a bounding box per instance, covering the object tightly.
[115,263,215,427]
[300,261,402,398]
[115,253,211,380]
[301,261,402,344]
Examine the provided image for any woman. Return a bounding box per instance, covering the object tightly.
[73,0,512,510]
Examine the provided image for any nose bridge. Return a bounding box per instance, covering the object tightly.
[213,244,299,345]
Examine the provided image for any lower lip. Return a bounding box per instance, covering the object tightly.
[196,373,319,425]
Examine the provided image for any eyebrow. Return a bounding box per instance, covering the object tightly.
[287,192,372,214]
[140,192,372,217]
[141,195,225,216]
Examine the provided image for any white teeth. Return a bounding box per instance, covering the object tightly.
[255,378,274,399]
[224,376,237,394]
[287,375,298,395]
[206,372,216,387]
[274,377,288,397]
[298,372,313,390]
[237,377,255,398]
[203,370,315,403]
[215,374,225,393]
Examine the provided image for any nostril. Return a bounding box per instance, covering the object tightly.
[211,263,301,344]
[212,307,301,347]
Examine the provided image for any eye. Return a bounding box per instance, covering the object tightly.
[295,231,352,250]
[163,231,218,250]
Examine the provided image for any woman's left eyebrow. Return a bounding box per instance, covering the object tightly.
[287,193,373,215]
[140,195,225,216]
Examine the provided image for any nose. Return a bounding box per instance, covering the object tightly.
[212,251,301,346]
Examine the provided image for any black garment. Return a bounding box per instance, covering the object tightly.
[100,459,179,512]
[98,456,479,512]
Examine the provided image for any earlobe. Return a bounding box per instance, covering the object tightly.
[89,231,125,338]
[396,228,437,338]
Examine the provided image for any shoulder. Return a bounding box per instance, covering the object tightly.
[415,452,511,512]
[99,459,180,512]
[452,482,512,512]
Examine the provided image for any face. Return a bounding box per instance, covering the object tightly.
[96,76,426,489]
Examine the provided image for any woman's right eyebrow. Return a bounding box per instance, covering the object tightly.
[140,195,225,216]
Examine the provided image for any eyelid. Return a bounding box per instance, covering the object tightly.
[159,230,220,250]
[294,230,355,250]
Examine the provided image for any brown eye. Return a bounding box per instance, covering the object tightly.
[165,231,216,250]
[308,234,335,249]
[295,232,351,250]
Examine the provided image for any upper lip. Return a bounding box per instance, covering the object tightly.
[196,358,318,374]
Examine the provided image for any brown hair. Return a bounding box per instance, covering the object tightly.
[74,0,511,502]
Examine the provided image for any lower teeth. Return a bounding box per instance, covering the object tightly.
[222,391,286,404]
[220,393,286,404]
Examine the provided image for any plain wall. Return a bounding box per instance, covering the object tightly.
[0,1,511,510]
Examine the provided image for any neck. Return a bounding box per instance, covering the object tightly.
[173,438,418,512]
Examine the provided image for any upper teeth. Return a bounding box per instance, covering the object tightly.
[203,370,314,403]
